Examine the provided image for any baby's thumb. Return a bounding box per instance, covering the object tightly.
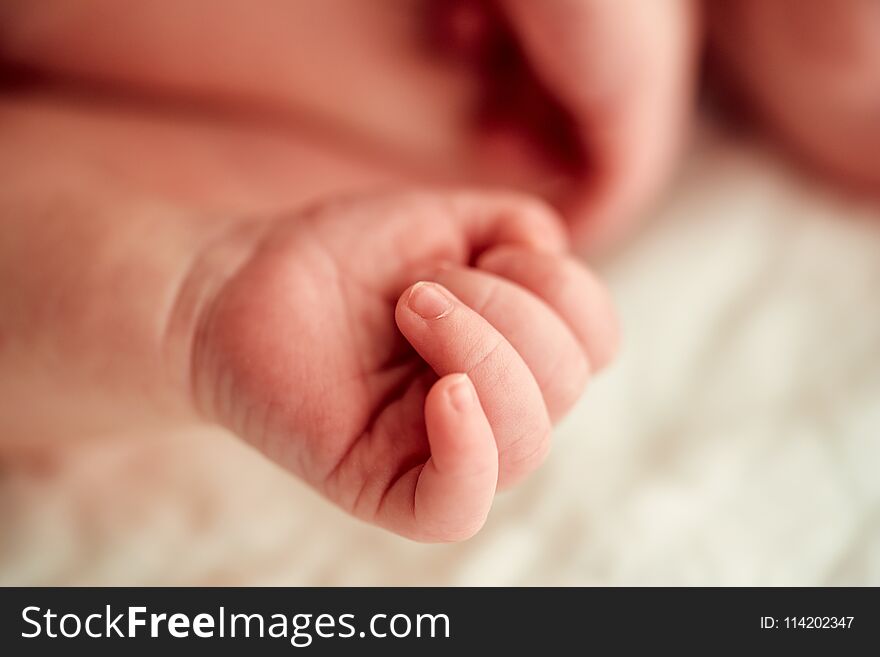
[377,373,499,542]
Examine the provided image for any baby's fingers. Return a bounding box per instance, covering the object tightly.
[378,373,498,542]
[395,281,551,488]
[478,246,619,372]
[428,264,589,421]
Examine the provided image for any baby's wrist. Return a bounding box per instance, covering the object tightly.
[163,216,275,424]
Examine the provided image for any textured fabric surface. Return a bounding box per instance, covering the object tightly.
[2,121,879,585]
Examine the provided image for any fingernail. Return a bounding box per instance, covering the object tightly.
[447,374,475,412]
[408,282,453,319]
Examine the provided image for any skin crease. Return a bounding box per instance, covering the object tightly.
[0,0,700,248]
[496,0,700,246]
[2,1,877,541]
[188,191,616,540]
[0,96,396,441]
[0,97,617,541]
[7,0,869,200]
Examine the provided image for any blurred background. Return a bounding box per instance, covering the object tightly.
[1,0,879,584]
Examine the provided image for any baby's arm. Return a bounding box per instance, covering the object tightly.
[0,89,399,443]
[0,104,240,441]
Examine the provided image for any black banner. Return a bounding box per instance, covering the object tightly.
[0,587,875,653]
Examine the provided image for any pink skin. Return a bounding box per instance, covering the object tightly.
[9,1,875,542]
[0,93,400,442]
[4,2,875,228]
[0,98,617,541]
[707,0,880,193]
[0,0,700,249]
[491,0,700,246]
[187,191,617,540]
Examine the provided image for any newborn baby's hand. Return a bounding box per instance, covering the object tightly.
[184,191,617,540]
